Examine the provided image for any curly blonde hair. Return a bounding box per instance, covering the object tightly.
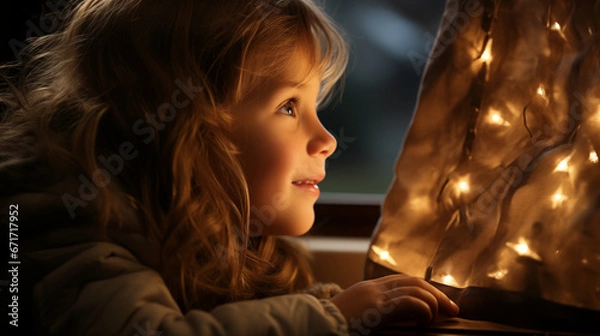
[0,0,347,311]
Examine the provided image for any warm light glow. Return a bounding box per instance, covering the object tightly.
[487,268,508,280]
[506,237,542,261]
[552,192,564,203]
[550,22,567,40]
[380,250,390,260]
[487,109,510,126]
[490,113,503,124]
[458,180,470,193]
[555,158,569,172]
[594,106,600,122]
[481,39,493,64]
[590,151,599,163]
[552,190,566,209]
[437,274,460,287]
[513,239,529,255]
[371,245,398,266]
[536,86,546,97]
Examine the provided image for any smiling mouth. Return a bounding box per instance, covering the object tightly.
[292,180,321,194]
[292,180,318,186]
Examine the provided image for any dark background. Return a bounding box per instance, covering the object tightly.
[0,0,446,195]
[1,1,48,63]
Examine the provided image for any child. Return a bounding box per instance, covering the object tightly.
[0,0,459,335]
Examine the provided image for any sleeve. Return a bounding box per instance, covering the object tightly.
[29,242,349,336]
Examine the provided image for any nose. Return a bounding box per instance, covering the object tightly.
[308,117,337,158]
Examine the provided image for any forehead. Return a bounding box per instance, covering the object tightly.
[274,46,319,87]
[246,47,320,102]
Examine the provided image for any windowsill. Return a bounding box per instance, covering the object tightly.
[299,236,371,252]
[298,236,371,288]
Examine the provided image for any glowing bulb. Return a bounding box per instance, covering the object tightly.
[551,191,566,209]
[380,250,390,260]
[487,109,510,126]
[536,86,546,97]
[513,239,530,255]
[490,113,503,124]
[441,274,460,287]
[457,180,470,193]
[506,237,542,261]
[555,158,569,172]
[550,22,567,41]
[481,42,492,64]
[487,268,508,280]
[371,245,397,266]
[590,151,599,163]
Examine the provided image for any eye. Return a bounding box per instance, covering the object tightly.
[277,97,299,117]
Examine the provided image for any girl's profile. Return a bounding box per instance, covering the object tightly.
[0,0,458,335]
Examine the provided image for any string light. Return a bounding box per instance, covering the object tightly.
[481,39,493,64]
[510,239,529,255]
[457,178,470,193]
[589,151,599,163]
[441,274,460,287]
[487,109,510,126]
[487,268,508,280]
[554,157,570,172]
[551,189,567,209]
[490,113,503,124]
[536,85,546,97]
[368,0,600,315]
[506,237,542,261]
[371,245,398,266]
[550,21,567,41]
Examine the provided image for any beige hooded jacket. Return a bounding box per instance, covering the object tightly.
[0,158,348,336]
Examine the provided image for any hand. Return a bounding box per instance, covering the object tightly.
[330,274,459,332]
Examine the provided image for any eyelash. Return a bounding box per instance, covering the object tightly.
[277,97,299,117]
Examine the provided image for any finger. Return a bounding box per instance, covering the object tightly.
[374,274,418,291]
[380,276,458,317]
[387,295,434,326]
[384,286,439,321]
[371,274,410,289]
[376,274,434,291]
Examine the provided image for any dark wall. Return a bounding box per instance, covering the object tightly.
[1,1,57,64]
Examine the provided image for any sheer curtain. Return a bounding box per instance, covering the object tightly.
[365,0,600,332]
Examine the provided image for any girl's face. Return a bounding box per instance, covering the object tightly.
[230,49,337,236]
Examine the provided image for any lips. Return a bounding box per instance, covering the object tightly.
[292,175,324,194]
[292,180,318,186]
[292,174,324,186]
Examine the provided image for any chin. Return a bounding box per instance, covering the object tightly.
[288,223,313,236]
[264,215,315,236]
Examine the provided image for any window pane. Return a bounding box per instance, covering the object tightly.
[319,0,446,194]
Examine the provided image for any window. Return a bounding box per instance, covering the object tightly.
[310,0,446,236]
[318,0,446,195]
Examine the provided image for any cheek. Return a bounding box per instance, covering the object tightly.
[242,139,300,236]
[241,134,296,200]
